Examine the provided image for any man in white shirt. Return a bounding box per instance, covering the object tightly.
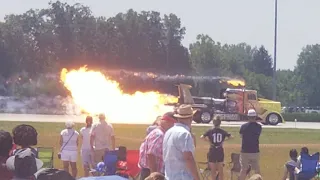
[80,116,93,177]
[90,113,115,169]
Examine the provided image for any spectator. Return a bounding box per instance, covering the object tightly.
[146,116,161,135]
[163,105,200,180]
[138,112,176,179]
[59,120,79,178]
[282,149,299,180]
[90,113,115,169]
[200,116,233,180]
[80,116,94,177]
[12,124,38,156]
[35,168,75,180]
[0,130,14,180]
[6,148,43,180]
[239,109,262,180]
[144,172,165,180]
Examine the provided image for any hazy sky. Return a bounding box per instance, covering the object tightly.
[0,0,319,70]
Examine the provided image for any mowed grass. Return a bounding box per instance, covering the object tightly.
[1,121,320,179]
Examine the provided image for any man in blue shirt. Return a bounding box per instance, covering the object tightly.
[239,109,262,180]
[163,105,200,180]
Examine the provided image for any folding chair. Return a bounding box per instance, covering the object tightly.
[297,152,319,180]
[91,150,118,176]
[228,153,251,180]
[117,150,140,180]
[37,147,54,168]
[197,162,212,180]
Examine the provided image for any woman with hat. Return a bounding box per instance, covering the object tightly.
[59,120,79,178]
[163,104,200,180]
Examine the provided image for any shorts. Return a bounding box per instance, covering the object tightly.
[81,149,93,166]
[61,150,78,162]
[93,148,108,165]
[208,147,224,163]
[240,153,260,172]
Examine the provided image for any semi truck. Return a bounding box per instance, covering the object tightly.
[176,84,284,125]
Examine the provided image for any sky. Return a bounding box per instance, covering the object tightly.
[0,0,319,70]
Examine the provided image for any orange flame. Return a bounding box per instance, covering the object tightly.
[220,79,245,87]
[227,79,245,87]
[60,67,177,124]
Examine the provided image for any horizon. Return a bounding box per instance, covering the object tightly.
[1,0,320,71]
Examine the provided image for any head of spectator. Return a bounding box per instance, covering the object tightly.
[212,116,222,128]
[0,130,14,179]
[6,148,43,179]
[0,130,13,158]
[65,120,75,129]
[248,174,263,180]
[289,149,298,161]
[153,116,162,126]
[173,104,195,128]
[301,147,309,155]
[86,116,93,128]
[159,112,177,131]
[35,168,75,180]
[247,109,257,122]
[12,124,38,148]
[144,172,165,180]
[98,113,106,121]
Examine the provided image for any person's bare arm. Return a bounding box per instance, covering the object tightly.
[90,133,95,150]
[225,134,234,141]
[282,166,288,180]
[76,137,79,147]
[146,154,157,173]
[59,135,63,148]
[111,136,115,150]
[183,151,200,180]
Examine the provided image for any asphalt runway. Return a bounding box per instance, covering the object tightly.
[0,113,319,129]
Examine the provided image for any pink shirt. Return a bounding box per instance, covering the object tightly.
[138,128,165,173]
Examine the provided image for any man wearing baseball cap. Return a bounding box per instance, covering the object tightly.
[138,112,177,179]
[239,109,262,180]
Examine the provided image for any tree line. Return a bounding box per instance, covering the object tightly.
[0,1,319,107]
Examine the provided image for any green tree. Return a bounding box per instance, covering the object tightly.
[295,44,320,106]
[250,46,273,77]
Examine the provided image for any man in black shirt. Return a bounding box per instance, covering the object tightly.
[239,109,262,180]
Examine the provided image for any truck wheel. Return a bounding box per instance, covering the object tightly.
[200,111,212,124]
[266,113,281,125]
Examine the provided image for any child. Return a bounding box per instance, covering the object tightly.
[282,149,299,180]
[201,116,232,180]
[12,124,38,157]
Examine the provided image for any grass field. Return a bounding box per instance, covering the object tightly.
[1,121,320,179]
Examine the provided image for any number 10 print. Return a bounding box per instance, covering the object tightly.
[212,133,222,143]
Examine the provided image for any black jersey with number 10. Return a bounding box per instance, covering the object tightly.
[203,128,231,147]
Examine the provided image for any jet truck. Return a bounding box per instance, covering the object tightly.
[176,84,284,125]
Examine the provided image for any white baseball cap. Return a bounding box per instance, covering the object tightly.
[247,109,257,117]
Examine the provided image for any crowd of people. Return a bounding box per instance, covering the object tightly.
[0,104,316,180]
[139,106,264,180]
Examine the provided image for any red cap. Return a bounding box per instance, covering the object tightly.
[161,112,177,123]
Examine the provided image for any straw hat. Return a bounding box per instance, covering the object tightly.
[173,105,196,119]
